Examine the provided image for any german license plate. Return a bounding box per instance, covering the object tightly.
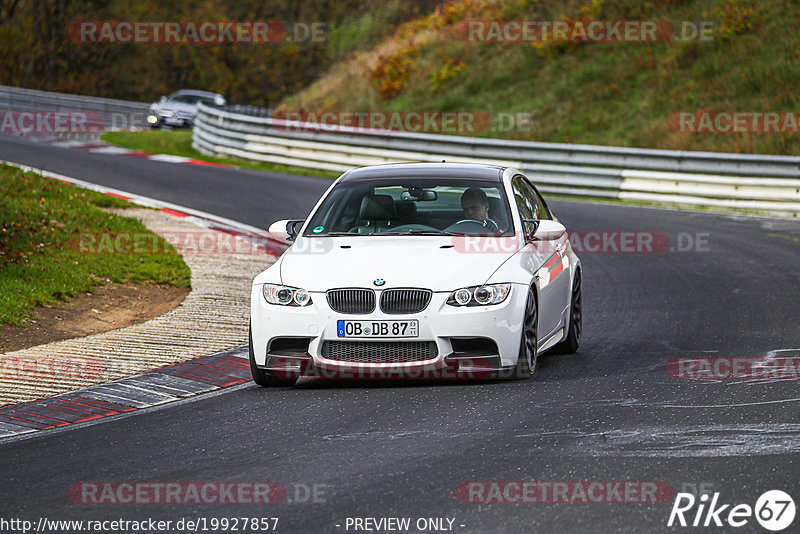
[337,320,418,338]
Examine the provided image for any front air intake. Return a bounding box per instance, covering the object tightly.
[321,341,438,363]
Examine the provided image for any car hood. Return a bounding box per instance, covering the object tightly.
[273,236,520,292]
[156,102,199,113]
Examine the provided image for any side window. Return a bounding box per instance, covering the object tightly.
[529,185,551,220]
[512,176,536,231]
[516,177,551,220]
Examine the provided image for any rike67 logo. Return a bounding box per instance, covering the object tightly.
[668,490,795,531]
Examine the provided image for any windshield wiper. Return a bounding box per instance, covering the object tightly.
[310,232,366,237]
[378,230,459,236]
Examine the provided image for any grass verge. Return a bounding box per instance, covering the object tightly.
[0,164,191,326]
[101,130,338,178]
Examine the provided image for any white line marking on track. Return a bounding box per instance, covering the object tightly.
[147,154,191,163]
[87,146,133,154]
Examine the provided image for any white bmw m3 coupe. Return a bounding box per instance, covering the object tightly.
[249,163,581,386]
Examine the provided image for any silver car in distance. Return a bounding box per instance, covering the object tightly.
[147,89,225,128]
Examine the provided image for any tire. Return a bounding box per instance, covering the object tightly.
[513,286,538,379]
[553,270,582,354]
[249,324,298,387]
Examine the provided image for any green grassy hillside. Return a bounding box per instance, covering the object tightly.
[280,0,800,155]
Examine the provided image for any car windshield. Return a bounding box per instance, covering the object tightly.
[303,178,514,236]
[170,94,214,105]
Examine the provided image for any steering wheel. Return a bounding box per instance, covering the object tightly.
[452,218,501,230]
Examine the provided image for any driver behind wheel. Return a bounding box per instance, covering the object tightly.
[460,187,500,232]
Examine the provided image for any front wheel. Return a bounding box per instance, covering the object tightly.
[513,287,538,379]
[249,324,298,387]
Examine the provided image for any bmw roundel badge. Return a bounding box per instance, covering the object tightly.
[373,278,386,287]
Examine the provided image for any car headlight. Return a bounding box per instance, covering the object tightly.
[160,110,175,118]
[146,115,158,124]
[263,284,312,307]
[447,283,511,307]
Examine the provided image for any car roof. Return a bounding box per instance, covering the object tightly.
[339,163,506,183]
[170,89,222,98]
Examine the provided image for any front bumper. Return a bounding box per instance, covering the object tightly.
[149,112,193,127]
[250,284,527,379]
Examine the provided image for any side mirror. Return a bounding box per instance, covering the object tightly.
[268,219,304,242]
[213,95,226,106]
[159,96,167,102]
[534,220,566,241]
[523,219,566,242]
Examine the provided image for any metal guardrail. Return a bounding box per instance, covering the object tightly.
[0,85,150,133]
[193,104,800,216]
[1,87,797,215]
[219,104,272,117]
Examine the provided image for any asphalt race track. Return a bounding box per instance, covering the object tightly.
[1,133,799,532]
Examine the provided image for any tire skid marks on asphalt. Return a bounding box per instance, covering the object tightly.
[532,423,800,457]
[315,422,800,458]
